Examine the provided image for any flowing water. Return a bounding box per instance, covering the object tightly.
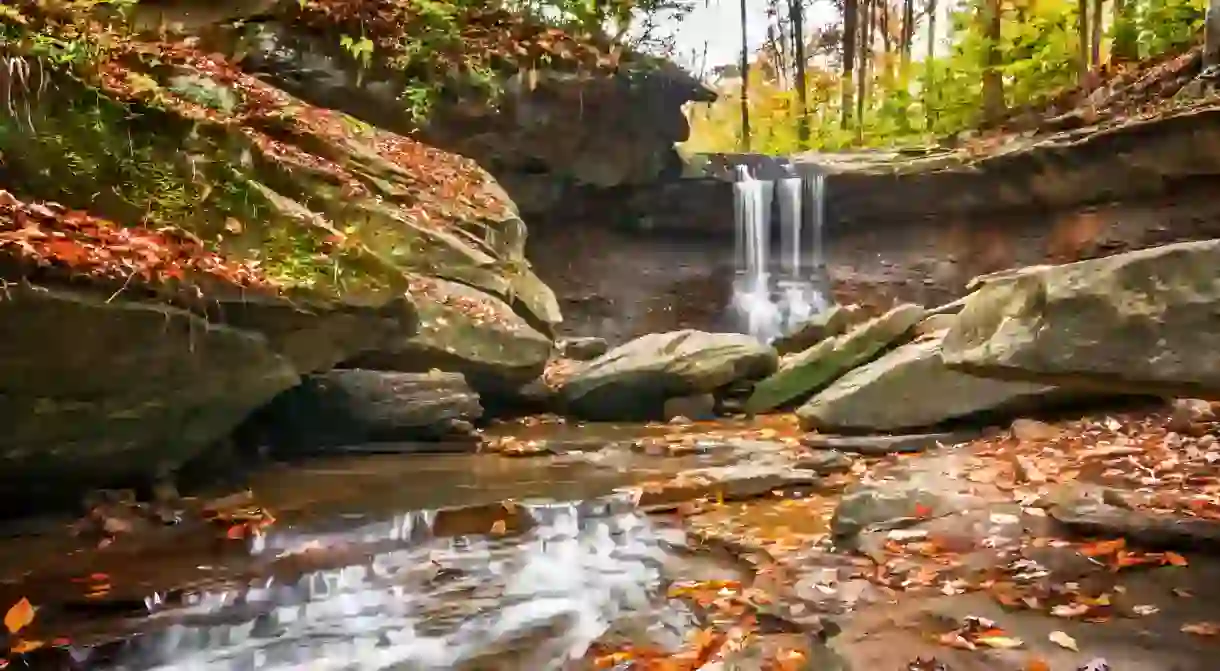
[729,165,830,343]
[0,424,769,671]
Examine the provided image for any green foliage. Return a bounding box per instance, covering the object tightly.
[686,0,1204,154]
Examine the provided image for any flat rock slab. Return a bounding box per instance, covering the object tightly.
[1050,496,1220,552]
[746,304,925,414]
[802,432,976,455]
[942,239,1220,397]
[798,333,1076,433]
[627,466,822,511]
[560,330,778,421]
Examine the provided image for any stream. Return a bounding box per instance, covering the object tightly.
[0,419,806,671]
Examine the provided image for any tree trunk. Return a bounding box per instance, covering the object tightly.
[856,0,871,133]
[901,0,915,71]
[1206,0,1220,67]
[1090,0,1103,67]
[841,0,859,128]
[981,0,1005,124]
[925,0,937,130]
[790,0,810,146]
[740,0,751,150]
[1077,0,1090,84]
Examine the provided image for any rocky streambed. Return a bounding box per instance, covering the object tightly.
[6,240,1220,669]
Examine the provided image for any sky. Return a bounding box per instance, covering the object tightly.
[663,0,841,74]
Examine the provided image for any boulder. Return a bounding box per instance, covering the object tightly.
[798,332,1073,433]
[941,240,1220,397]
[558,331,778,421]
[255,369,482,453]
[0,286,300,509]
[557,336,609,361]
[771,304,867,356]
[350,277,555,396]
[745,304,925,414]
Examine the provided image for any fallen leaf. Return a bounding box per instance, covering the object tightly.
[489,519,507,535]
[1164,551,1189,567]
[4,598,34,634]
[1026,659,1051,671]
[8,639,44,654]
[976,635,1024,649]
[1182,622,1220,636]
[1048,630,1078,651]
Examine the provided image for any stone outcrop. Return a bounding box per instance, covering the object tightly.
[745,304,924,414]
[558,330,778,421]
[0,3,583,499]
[798,331,1076,433]
[232,21,714,214]
[941,239,1220,397]
[0,284,405,510]
[254,369,482,453]
[350,277,555,395]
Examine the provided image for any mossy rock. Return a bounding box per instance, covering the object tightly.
[744,304,925,414]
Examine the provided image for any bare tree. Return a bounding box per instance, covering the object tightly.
[740,0,752,150]
[841,0,859,128]
[900,0,915,70]
[790,0,810,146]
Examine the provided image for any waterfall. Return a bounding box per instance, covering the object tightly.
[728,164,829,343]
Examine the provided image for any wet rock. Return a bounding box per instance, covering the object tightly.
[1169,398,1215,433]
[795,450,856,475]
[351,277,555,398]
[771,304,868,356]
[256,369,482,454]
[802,432,973,455]
[0,285,304,511]
[558,330,778,421]
[1010,418,1062,442]
[832,481,974,543]
[799,332,1074,433]
[629,466,821,511]
[557,336,609,361]
[746,304,925,414]
[1049,489,1220,551]
[942,240,1220,397]
[663,393,716,421]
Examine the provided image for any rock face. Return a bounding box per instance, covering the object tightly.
[558,331,778,421]
[0,285,404,509]
[255,369,482,453]
[799,332,1073,433]
[234,22,714,213]
[0,5,572,500]
[941,240,1220,397]
[745,304,924,414]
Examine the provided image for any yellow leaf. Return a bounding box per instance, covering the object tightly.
[1048,630,1078,651]
[489,519,507,535]
[5,598,34,634]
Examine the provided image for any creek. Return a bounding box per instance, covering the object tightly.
[0,419,820,670]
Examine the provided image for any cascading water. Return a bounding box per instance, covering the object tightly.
[79,493,696,671]
[729,164,829,343]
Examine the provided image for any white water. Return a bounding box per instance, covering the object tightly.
[95,494,698,671]
[729,165,829,343]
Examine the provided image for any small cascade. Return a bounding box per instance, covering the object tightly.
[728,164,830,342]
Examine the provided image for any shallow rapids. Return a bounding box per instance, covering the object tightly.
[32,493,714,671]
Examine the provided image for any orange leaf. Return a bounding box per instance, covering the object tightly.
[4,598,34,634]
[9,639,44,654]
[1079,538,1125,557]
[1164,551,1189,567]
[1026,659,1051,671]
